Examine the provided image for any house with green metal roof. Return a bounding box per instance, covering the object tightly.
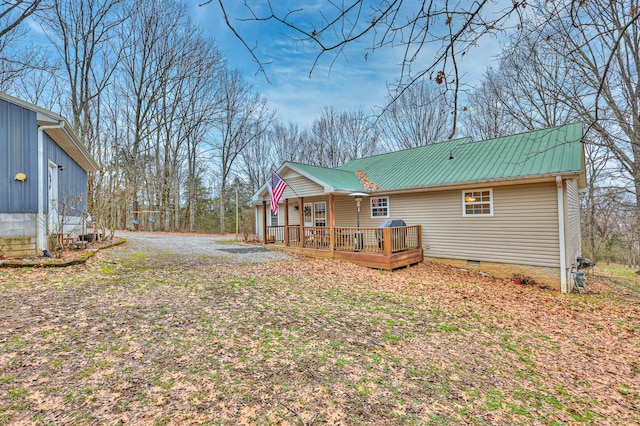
[251,123,586,293]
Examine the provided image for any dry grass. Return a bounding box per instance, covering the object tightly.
[0,247,638,425]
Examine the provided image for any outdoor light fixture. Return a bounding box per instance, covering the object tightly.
[349,192,369,228]
[58,165,66,171]
[14,172,27,182]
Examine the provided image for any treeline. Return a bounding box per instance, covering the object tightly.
[1,0,638,265]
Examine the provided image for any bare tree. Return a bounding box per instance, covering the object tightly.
[310,106,347,168]
[537,0,640,233]
[340,109,380,159]
[270,121,314,166]
[40,0,126,145]
[0,0,42,39]
[239,131,272,194]
[213,67,273,233]
[378,81,451,149]
[116,0,192,227]
[461,73,518,141]
[210,1,636,136]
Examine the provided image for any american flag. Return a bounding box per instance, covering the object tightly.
[270,171,288,215]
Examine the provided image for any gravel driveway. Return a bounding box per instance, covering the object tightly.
[111,232,290,263]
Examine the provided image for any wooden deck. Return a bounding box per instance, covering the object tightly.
[265,225,423,270]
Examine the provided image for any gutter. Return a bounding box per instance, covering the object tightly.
[556,176,567,293]
[37,120,65,253]
[333,171,585,196]
[248,170,584,204]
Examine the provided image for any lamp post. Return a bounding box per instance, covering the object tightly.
[349,192,369,228]
[349,192,369,251]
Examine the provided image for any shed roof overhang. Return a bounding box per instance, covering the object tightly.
[0,91,98,172]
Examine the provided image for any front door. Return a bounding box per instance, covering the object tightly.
[303,202,327,228]
[303,202,314,227]
[48,162,59,234]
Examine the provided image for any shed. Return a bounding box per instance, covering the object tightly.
[0,91,98,256]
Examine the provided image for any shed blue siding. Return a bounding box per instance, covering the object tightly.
[44,132,88,215]
[0,99,38,213]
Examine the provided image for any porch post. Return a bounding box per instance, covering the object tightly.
[284,198,289,246]
[299,196,304,246]
[329,193,335,252]
[262,200,267,244]
[383,228,392,257]
[417,225,423,250]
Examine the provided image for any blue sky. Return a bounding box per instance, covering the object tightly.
[189,1,507,128]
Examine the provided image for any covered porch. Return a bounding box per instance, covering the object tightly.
[260,196,423,270]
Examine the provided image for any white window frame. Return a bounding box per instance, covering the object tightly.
[462,189,493,217]
[270,209,279,226]
[314,201,327,227]
[370,197,390,218]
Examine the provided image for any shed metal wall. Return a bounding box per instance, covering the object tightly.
[0,99,39,213]
[1,98,88,218]
[43,132,88,216]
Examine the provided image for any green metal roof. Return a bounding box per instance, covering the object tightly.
[257,123,584,202]
[286,162,364,190]
[335,123,584,191]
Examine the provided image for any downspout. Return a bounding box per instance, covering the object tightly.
[556,176,567,293]
[37,120,65,253]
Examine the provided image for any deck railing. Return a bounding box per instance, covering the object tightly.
[302,226,330,250]
[265,225,285,243]
[266,225,421,255]
[334,226,420,253]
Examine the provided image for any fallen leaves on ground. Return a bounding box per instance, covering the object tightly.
[0,247,638,425]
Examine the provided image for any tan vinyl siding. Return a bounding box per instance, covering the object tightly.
[286,203,300,225]
[333,195,358,227]
[281,175,325,198]
[260,181,564,269]
[256,205,265,240]
[565,179,581,266]
[388,182,561,268]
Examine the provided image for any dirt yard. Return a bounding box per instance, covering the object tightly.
[1,233,638,425]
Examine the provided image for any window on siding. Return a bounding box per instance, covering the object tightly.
[370,197,389,218]
[463,189,493,216]
[314,202,327,227]
[270,209,278,226]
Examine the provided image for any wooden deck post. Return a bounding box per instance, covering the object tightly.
[383,228,392,257]
[298,196,304,246]
[417,225,423,251]
[262,200,267,244]
[329,193,335,252]
[284,198,289,246]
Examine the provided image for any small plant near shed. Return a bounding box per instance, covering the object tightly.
[511,273,536,285]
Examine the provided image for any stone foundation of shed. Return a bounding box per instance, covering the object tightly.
[0,213,38,256]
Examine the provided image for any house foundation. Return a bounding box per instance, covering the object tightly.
[424,256,562,291]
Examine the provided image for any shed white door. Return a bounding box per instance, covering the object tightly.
[48,162,59,233]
